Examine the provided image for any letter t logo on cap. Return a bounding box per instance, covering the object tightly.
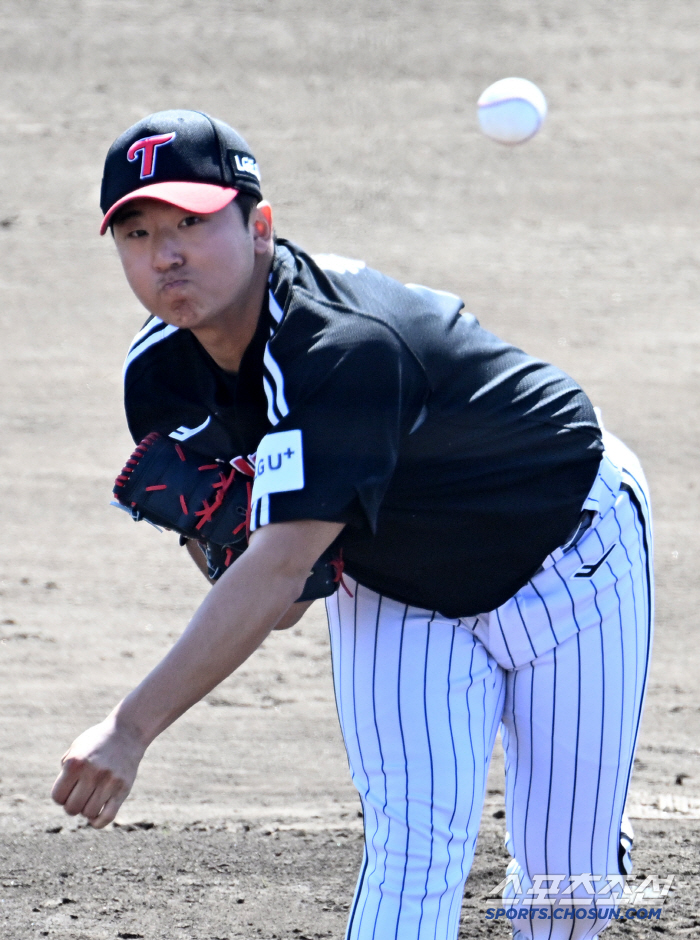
[127,132,177,179]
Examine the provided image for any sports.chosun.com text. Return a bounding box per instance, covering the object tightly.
[485,907,663,922]
[483,873,674,922]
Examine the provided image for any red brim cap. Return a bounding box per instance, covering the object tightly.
[100,181,239,235]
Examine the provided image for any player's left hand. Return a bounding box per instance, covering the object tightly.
[51,715,146,828]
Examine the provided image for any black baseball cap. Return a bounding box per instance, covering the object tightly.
[100,109,262,235]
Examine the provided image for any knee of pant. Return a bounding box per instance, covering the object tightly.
[360,814,479,878]
[361,793,482,848]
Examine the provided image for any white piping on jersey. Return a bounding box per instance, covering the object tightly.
[123,321,179,378]
[262,376,278,426]
[262,344,289,424]
[268,289,284,324]
[128,316,164,352]
[255,288,290,526]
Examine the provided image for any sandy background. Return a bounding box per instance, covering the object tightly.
[0,1,699,937]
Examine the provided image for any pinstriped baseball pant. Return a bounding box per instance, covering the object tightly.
[326,435,653,940]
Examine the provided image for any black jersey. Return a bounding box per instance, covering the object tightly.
[124,239,603,617]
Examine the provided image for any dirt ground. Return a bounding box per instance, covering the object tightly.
[1,1,699,937]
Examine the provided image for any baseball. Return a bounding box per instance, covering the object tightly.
[477,77,547,145]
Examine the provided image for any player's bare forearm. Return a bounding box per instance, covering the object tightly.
[51,519,343,827]
[114,520,340,744]
[113,554,297,744]
[183,536,312,629]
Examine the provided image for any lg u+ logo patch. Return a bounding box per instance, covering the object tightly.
[251,430,304,502]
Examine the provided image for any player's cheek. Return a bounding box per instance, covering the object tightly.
[121,256,155,308]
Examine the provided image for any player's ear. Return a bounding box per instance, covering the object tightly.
[252,201,273,252]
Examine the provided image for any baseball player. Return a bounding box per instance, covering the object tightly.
[52,110,653,940]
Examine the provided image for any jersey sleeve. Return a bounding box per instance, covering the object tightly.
[249,323,426,533]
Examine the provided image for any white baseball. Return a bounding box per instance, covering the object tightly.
[477,77,547,145]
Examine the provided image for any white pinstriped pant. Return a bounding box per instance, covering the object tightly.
[326,434,653,940]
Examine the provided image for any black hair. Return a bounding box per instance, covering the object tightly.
[234,193,259,227]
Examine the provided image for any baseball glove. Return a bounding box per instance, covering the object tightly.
[112,431,341,601]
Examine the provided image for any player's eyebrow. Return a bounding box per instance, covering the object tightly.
[112,207,144,226]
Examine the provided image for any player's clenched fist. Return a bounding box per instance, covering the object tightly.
[51,716,145,828]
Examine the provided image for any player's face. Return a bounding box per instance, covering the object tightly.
[112,198,273,332]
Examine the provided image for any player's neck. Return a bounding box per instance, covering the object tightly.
[190,252,272,373]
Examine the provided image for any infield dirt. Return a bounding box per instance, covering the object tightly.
[1,2,699,938]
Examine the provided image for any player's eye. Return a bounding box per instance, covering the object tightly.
[125,228,149,238]
[180,215,202,228]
